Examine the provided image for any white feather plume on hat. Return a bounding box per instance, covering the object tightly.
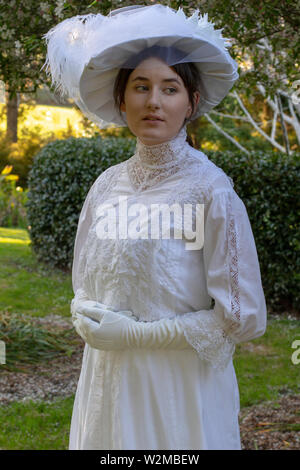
[42,14,104,99]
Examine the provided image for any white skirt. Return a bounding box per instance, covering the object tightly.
[69,344,241,450]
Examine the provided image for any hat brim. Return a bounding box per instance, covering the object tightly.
[79,34,238,127]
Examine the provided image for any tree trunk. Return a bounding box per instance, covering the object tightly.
[277,93,290,156]
[6,91,19,142]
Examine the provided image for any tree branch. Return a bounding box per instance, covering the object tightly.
[277,92,291,155]
[209,110,250,122]
[257,84,300,145]
[271,95,278,141]
[231,90,287,153]
[204,113,250,155]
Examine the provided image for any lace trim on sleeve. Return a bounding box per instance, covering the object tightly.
[180,188,241,371]
[181,310,235,371]
[224,192,242,336]
[228,194,240,321]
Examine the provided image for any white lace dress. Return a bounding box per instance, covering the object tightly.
[69,125,267,450]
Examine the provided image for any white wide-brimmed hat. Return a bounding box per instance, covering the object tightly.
[42,4,239,128]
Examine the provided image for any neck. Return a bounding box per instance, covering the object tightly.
[135,125,189,168]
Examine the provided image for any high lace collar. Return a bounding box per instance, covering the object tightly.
[135,125,189,169]
[126,125,192,192]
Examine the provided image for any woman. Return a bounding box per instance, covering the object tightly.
[43,5,267,450]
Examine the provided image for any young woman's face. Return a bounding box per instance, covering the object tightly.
[120,57,199,146]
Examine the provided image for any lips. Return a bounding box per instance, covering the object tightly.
[143,115,164,121]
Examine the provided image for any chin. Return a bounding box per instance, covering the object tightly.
[137,129,170,145]
[140,135,168,146]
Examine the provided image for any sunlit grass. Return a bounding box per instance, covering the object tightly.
[0,103,122,138]
[0,238,30,245]
[0,227,30,245]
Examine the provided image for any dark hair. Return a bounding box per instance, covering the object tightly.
[113,59,201,147]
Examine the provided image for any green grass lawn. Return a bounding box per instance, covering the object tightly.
[234,316,300,407]
[0,227,73,318]
[0,397,74,450]
[0,227,299,450]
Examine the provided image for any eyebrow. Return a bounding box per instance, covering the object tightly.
[131,76,182,85]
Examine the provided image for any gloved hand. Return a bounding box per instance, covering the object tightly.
[70,286,136,318]
[72,303,192,351]
[71,296,138,348]
[71,297,137,322]
[71,296,235,369]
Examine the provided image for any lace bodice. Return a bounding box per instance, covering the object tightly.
[127,125,192,192]
[136,125,189,166]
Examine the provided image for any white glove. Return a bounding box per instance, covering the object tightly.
[72,303,192,351]
[71,298,137,322]
[70,296,235,370]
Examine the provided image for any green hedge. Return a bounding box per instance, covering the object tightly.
[207,149,300,312]
[26,137,299,312]
[0,167,28,228]
[26,136,136,271]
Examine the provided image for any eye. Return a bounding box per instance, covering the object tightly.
[135,85,148,91]
[165,87,177,94]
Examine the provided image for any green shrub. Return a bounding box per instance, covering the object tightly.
[0,122,82,191]
[207,149,300,312]
[7,126,55,189]
[0,165,28,228]
[26,136,136,271]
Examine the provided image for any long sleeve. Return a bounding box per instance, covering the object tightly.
[72,184,94,297]
[71,164,120,298]
[179,182,267,368]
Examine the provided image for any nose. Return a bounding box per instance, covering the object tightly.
[145,87,161,109]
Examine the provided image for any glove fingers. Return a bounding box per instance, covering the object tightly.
[76,305,107,323]
[80,299,119,313]
[119,310,138,320]
[93,301,118,312]
[79,313,104,332]
[73,317,88,342]
[75,300,110,312]
[75,314,119,349]
[93,305,136,318]
[101,310,134,327]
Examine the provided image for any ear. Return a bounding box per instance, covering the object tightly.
[194,91,201,109]
[120,101,126,113]
[186,91,201,118]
